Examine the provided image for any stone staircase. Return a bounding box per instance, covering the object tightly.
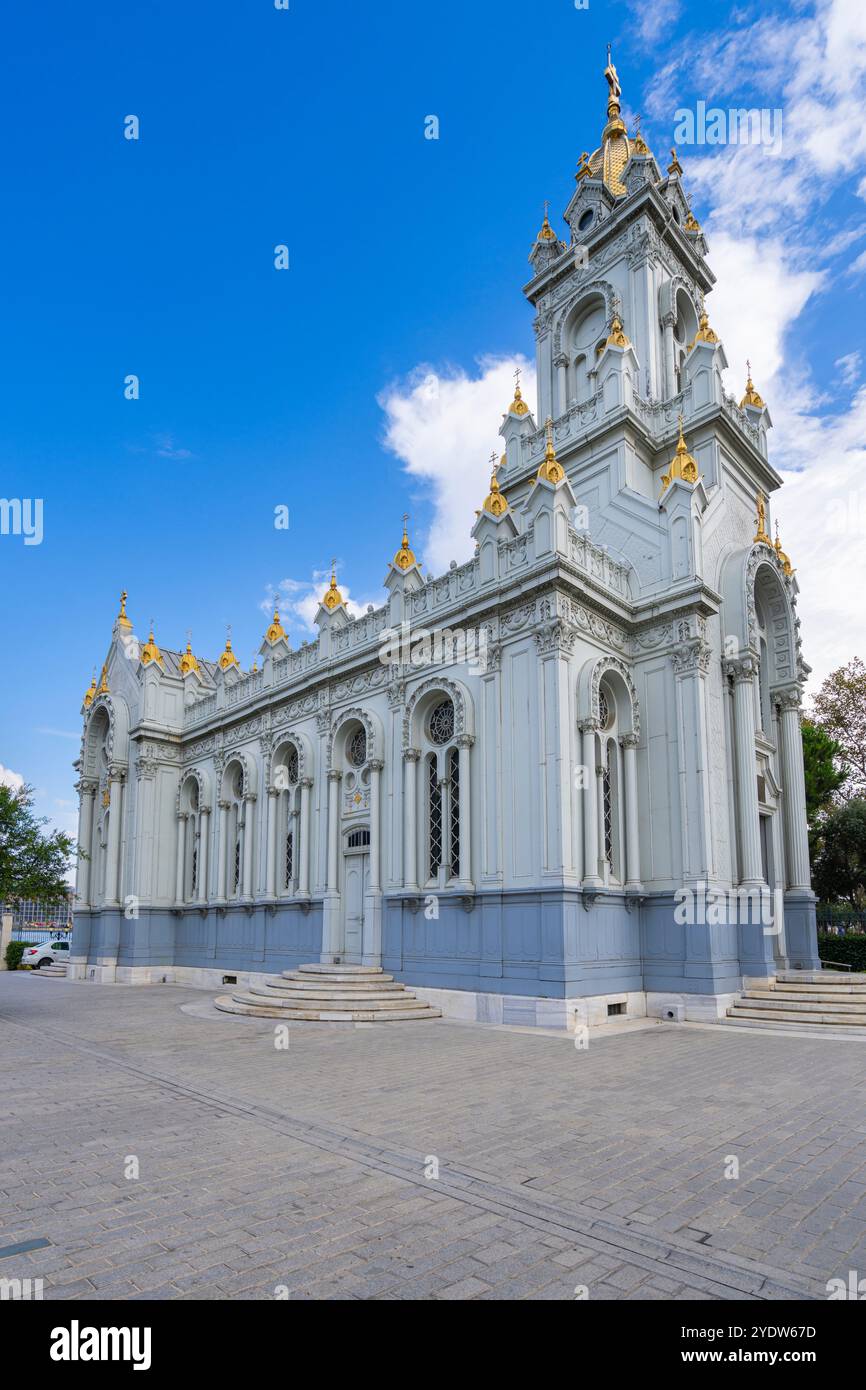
[726,971,866,1033]
[31,962,68,978]
[215,963,442,1022]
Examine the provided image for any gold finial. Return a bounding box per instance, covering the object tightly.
[606,315,630,348]
[482,453,509,517]
[740,360,766,409]
[98,663,109,695]
[667,146,683,176]
[393,514,417,570]
[140,623,163,668]
[774,520,795,577]
[604,44,622,118]
[575,150,591,181]
[322,560,344,611]
[218,626,239,671]
[684,194,701,233]
[537,418,565,485]
[691,297,719,348]
[265,606,287,643]
[507,365,529,416]
[632,113,649,156]
[660,414,699,494]
[179,633,200,675]
[754,491,772,546]
[83,669,97,709]
[116,589,132,630]
[537,199,557,242]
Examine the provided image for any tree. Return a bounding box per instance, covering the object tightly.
[0,783,76,905]
[812,799,866,908]
[812,657,866,797]
[802,719,848,824]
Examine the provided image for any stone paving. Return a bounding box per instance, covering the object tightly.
[2,973,866,1300]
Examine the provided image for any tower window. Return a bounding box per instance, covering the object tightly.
[348,729,367,767]
[429,699,455,746]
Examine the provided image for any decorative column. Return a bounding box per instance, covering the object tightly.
[369,760,383,892]
[216,800,229,902]
[595,756,607,880]
[266,787,278,898]
[403,750,420,891]
[326,770,342,892]
[620,734,642,890]
[554,353,569,415]
[104,769,124,907]
[75,779,97,907]
[174,812,186,905]
[298,778,313,897]
[727,657,764,886]
[778,689,811,891]
[457,735,474,885]
[672,633,715,884]
[197,808,210,903]
[242,795,256,898]
[662,312,676,398]
[580,721,603,888]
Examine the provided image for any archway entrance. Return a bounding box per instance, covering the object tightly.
[341,827,370,963]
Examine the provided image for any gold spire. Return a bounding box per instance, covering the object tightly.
[264,607,287,643]
[774,521,795,577]
[98,663,109,695]
[83,671,97,709]
[660,415,699,494]
[140,627,163,668]
[632,113,649,156]
[392,516,417,570]
[482,455,509,517]
[507,366,530,416]
[690,303,719,349]
[580,47,631,196]
[754,492,772,546]
[740,361,765,409]
[218,634,239,670]
[667,147,683,176]
[322,562,344,611]
[179,639,200,675]
[606,315,630,347]
[537,200,557,242]
[116,589,132,630]
[537,419,565,485]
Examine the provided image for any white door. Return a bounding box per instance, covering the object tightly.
[343,853,368,962]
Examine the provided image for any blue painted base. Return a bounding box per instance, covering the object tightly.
[73,886,819,998]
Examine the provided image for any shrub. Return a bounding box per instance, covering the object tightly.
[4,940,35,971]
[818,934,866,973]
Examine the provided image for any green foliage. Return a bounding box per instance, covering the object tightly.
[802,719,847,823]
[0,783,76,905]
[812,798,866,907]
[812,657,866,798]
[818,934,866,973]
[4,940,35,971]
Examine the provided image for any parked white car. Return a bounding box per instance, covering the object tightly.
[21,940,70,968]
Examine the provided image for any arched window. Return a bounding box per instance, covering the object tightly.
[223,762,246,901]
[179,777,201,902]
[423,698,460,887]
[273,743,301,897]
[595,679,625,885]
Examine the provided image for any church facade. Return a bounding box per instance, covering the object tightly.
[70,61,819,1028]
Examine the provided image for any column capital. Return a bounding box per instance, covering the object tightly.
[218,798,231,811]
[578,717,598,735]
[300,777,314,790]
[619,733,640,750]
[327,768,343,783]
[368,758,385,773]
[76,777,98,796]
[404,747,421,763]
[456,734,475,750]
[724,654,758,683]
[775,685,803,712]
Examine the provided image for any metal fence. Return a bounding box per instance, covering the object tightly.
[2,898,73,947]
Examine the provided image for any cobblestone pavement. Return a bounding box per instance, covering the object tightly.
[2,974,866,1301]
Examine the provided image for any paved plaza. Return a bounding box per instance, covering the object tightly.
[2,974,866,1301]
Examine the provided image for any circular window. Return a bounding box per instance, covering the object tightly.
[429,699,455,746]
[578,207,594,232]
[348,728,367,767]
[597,689,611,730]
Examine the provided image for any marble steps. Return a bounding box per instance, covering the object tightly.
[214,963,441,1022]
[727,973,866,1031]
[31,964,67,978]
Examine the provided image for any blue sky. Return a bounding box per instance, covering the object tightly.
[2,0,865,843]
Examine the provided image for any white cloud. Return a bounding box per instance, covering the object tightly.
[834,351,862,387]
[379,357,535,575]
[262,571,372,638]
[0,764,25,792]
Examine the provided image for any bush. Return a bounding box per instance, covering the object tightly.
[4,940,35,971]
[818,934,866,973]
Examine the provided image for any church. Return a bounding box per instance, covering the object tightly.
[70,57,819,1029]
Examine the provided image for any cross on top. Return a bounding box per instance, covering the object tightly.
[513,365,521,390]
[746,358,752,377]
[489,450,498,470]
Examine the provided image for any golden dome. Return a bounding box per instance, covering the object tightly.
[690,308,719,348]
[507,377,530,417]
[264,608,287,643]
[140,629,163,668]
[179,640,200,675]
[322,566,343,611]
[116,589,132,630]
[580,51,632,196]
[218,636,239,671]
[482,469,508,517]
[83,673,97,708]
[537,419,565,485]
[740,363,765,409]
[660,416,699,494]
[392,520,417,570]
[537,204,557,242]
[98,663,109,695]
